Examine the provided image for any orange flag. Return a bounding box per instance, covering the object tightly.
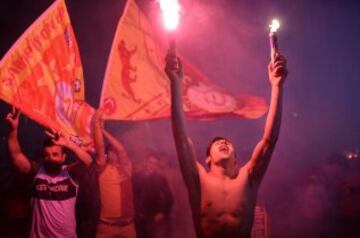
[100,0,267,120]
[0,0,94,145]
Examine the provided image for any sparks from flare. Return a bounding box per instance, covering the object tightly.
[269,19,280,33]
[158,0,181,31]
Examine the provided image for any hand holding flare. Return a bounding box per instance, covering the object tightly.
[269,19,280,65]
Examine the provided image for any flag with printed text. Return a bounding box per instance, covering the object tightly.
[0,0,94,145]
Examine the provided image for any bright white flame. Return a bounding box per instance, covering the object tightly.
[158,0,181,31]
[269,19,280,33]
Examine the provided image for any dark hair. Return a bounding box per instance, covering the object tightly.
[42,138,64,153]
[105,144,113,153]
[206,137,228,157]
[326,153,349,169]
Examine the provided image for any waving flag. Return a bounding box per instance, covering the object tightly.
[100,0,267,121]
[0,0,93,145]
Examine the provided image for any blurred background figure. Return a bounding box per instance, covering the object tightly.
[0,171,31,238]
[290,153,357,238]
[92,110,137,238]
[336,150,360,238]
[133,153,174,238]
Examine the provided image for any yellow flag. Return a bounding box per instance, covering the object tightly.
[0,0,93,145]
[100,0,267,120]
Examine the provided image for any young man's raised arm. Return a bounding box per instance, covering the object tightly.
[6,108,32,174]
[92,110,106,168]
[103,129,131,174]
[244,53,288,184]
[165,51,202,235]
[45,129,93,168]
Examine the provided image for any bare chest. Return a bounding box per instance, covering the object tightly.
[200,171,257,217]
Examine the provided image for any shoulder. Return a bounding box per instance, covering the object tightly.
[67,161,91,183]
[234,166,261,188]
[196,162,208,177]
[30,161,41,176]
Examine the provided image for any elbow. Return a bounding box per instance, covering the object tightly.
[12,160,31,174]
[261,136,278,148]
[17,166,31,174]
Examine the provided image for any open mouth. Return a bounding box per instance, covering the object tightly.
[219,146,229,153]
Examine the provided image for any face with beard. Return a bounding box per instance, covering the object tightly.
[43,145,66,171]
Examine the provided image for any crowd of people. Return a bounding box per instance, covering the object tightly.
[1,108,179,238]
[1,48,289,238]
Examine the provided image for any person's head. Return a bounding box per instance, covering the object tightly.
[206,137,236,169]
[42,139,66,165]
[322,153,349,176]
[145,155,160,174]
[105,144,119,163]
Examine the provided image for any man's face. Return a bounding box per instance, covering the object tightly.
[107,149,118,163]
[145,156,159,174]
[43,145,66,165]
[209,139,235,165]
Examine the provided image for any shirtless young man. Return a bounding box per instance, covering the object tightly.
[165,51,288,238]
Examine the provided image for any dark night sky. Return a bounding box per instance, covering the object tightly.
[1,0,360,237]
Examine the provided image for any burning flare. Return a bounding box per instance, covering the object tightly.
[158,0,181,31]
[269,19,280,64]
[269,19,280,33]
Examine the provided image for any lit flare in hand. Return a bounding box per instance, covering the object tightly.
[269,19,280,64]
[158,0,181,31]
[269,19,280,33]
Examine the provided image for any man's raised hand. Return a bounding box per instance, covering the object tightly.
[6,107,21,130]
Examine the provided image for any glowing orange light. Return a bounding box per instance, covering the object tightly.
[158,0,181,31]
